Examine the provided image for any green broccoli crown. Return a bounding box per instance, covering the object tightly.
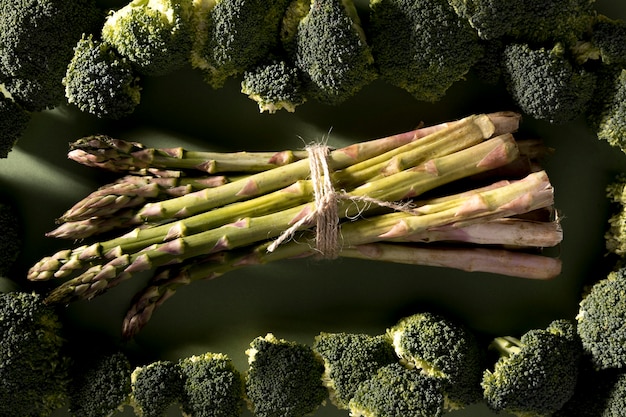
[586,67,626,153]
[348,362,445,417]
[605,174,626,257]
[179,352,244,417]
[67,351,133,417]
[367,0,484,102]
[387,312,484,410]
[576,268,626,370]
[447,0,597,45]
[241,58,307,114]
[0,199,22,276]
[291,0,377,105]
[502,42,597,124]
[312,332,397,409]
[63,34,142,120]
[244,333,327,417]
[0,291,69,417]
[482,320,582,417]
[102,0,195,76]
[193,0,292,88]
[0,93,31,158]
[0,0,102,111]
[589,15,626,67]
[130,360,184,417]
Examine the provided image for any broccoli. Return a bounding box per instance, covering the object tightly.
[0,198,22,276]
[367,0,484,103]
[283,0,377,105]
[554,357,626,417]
[576,267,626,370]
[63,34,142,120]
[501,42,597,124]
[312,332,397,410]
[348,362,445,417]
[101,0,195,77]
[0,89,31,158]
[604,175,626,259]
[178,352,244,417]
[481,319,583,417]
[585,66,626,153]
[446,0,597,46]
[244,333,328,417]
[67,350,133,417]
[240,57,307,113]
[386,312,484,411]
[130,360,184,417]
[0,291,70,417]
[191,0,292,88]
[0,0,102,112]
[586,15,626,67]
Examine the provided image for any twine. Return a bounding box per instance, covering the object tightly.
[267,143,418,258]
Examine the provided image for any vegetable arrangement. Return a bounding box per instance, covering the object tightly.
[1,0,626,417]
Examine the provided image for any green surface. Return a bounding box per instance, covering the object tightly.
[0,1,625,416]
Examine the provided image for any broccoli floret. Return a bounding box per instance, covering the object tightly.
[604,175,626,258]
[0,291,70,417]
[386,312,484,411]
[130,360,184,417]
[576,268,626,370]
[367,0,484,103]
[586,67,626,153]
[284,0,377,105]
[312,332,397,410]
[178,352,244,417]
[244,333,327,417]
[67,350,133,417]
[587,15,626,67]
[502,42,597,124]
[0,199,22,276]
[0,90,31,158]
[101,0,195,76]
[241,58,307,113]
[447,0,597,45]
[63,34,142,120]
[481,319,582,417]
[191,0,292,88]
[348,362,445,417]
[0,0,102,112]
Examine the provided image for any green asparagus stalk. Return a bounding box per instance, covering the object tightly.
[68,135,310,174]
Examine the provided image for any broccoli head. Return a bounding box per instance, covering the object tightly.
[576,267,626,370]
[367,0,484,102]
[244,333,328,417]
[0,291,70,417]
[101,0,195,76]
[67,351,133,417]
[502,42,597,124]
[64,34,142,119]
[386,312,484,411]
[587,15,626,67]
[286,0,377,105]
[241,58,307,113]
[0,0,102,111]
[0,91,31,158]
[447,0,597,45]
[130,360,184,417]
[586,67,626,153]
[191,0,292,88]
[312,332,397,409]
[348,362,445,417]
[604,175,626,258]
[178,352,244,417]
[0,198,22,277]
[481,319,583,417]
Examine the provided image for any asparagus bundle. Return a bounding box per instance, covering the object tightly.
[28,112,563,337]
